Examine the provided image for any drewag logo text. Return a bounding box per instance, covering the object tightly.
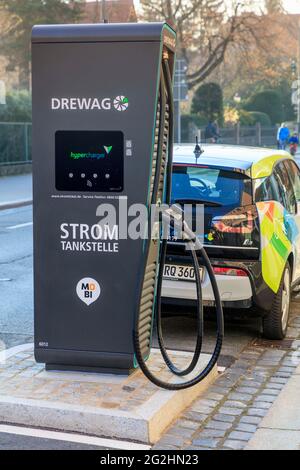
[51,96,129,111]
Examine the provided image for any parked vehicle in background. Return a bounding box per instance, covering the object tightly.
[162,144,300,340]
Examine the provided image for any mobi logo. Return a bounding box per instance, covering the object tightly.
[76,277,101,306]
[51,96,129,111]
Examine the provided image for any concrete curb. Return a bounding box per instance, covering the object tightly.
[0,199,32,211]
[0,345,218,445]
[245,363,300,450]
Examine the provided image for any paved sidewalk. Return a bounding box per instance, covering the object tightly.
[153,296,300,450]
[0,347,216,445]
[245,362,300,450]
[0,173,32,210]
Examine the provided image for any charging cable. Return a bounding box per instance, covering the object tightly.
[133,53,224,390]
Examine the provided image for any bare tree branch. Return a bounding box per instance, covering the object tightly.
[139,0,289,89]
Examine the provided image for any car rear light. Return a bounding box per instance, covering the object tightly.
[205,205,260,254]
[213,266,248,277]
[213,209,255,234]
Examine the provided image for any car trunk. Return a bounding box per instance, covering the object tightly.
[168,164,260,261]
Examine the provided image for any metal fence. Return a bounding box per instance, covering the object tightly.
[184,122,278,148]
[218,125,277,147]
[0,122,32,165]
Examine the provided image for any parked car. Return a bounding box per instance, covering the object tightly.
[162,144,300,340]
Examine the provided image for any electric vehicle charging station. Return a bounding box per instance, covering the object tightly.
[32,22,223,390]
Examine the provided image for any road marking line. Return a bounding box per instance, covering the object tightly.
[6,222,33,230]
[0,424,151,450]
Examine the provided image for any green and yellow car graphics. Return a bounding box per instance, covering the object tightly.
[257,201,298,293]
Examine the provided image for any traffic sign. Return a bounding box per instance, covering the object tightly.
[174,59,189,102]
[0,80,6,105]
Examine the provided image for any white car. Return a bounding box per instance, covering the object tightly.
[162,144,300,340]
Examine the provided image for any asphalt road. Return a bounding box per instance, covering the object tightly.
[0,205,33,350]
[0,432,103,450]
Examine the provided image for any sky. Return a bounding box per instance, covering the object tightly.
[87,0,300,15]
[133,0,300,14]
[134,0,300,14]
[283,0,300,13]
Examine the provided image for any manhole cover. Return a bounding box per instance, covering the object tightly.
[251,338,293,350]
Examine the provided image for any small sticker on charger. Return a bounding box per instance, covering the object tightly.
[76,277,101,306]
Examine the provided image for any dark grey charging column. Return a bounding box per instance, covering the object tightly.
[32,23,176,373]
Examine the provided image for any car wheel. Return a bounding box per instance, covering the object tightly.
[262,262,291,340]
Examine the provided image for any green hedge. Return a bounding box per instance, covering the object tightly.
[181,114,207,142]
[0,123,31,164]
[248,111,271,126]
[0,90,31,122]
[239,110,271,126]
[244,89,282,124]
[191,82,224,125]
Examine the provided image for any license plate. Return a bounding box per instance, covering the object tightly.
[163,264,204,282]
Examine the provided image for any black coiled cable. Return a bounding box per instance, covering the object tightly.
[133,54,224,390]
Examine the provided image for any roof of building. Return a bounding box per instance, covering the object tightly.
[173,144,292,179]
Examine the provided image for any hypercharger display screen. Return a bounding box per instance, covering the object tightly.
[55,130,124,192]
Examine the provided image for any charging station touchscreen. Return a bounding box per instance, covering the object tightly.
[55,130,124,192]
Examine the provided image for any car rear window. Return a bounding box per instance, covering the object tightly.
[171,165,253,207]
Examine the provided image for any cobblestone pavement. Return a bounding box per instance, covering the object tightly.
[153,296,300,450]
[0,349,206,412]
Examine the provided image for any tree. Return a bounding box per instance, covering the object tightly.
[0,0,83,89]
[244,89,283,124]
[272,79,296,122]
[140,1,270,89]
[247,111,271,126]
[217,11,297,102]
[191,82,223,123]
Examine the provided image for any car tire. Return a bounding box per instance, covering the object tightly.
[262,262,291,340]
